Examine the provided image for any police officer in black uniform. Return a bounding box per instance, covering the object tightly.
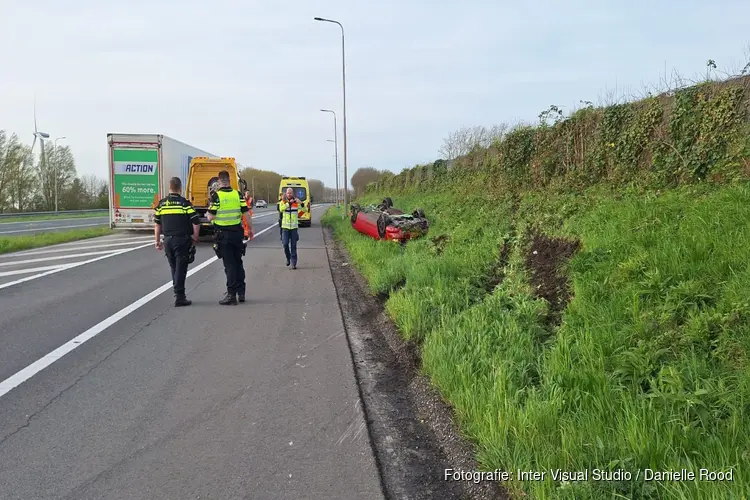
[154,176,201,307]
[207,170,252,305]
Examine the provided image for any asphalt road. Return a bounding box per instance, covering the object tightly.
[0,204,384,500]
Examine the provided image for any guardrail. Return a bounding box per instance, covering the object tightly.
[0,209,107,220]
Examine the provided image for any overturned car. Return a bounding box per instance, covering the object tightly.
[349,197,429,242]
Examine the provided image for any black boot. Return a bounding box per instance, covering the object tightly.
[219,293,237,305]
[175,296,192,307]
[238,293,245,303]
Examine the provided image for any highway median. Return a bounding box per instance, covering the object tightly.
[0,210,108,224]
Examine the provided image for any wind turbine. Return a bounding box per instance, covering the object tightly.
[30,98,50,209]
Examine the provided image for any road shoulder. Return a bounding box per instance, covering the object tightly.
[323,225,508,500]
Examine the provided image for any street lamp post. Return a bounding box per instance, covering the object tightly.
[320,109,339,205]
[326,139,338,204]
[54,136,66,211]
[314,16,348,214]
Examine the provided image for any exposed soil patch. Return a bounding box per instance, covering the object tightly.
[481,239,512,293]
[524,228,581,327]
[324,226,508,500]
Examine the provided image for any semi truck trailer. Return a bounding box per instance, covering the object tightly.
[107,134,216,230]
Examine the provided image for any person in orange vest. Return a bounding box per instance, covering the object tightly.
[242,190,254,240]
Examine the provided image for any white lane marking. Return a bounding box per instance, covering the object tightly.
[0,242,152,291]
[248,211,278,220]
[0,257,217,399]
[243,221,278,244]
[0,209,319,398]
[0,222,109,235]
[0,249,129,267]
[39,236,152,248]
[0,264,71,277]
[7,239,153,257]
[53,235,152,245]
[0,216,108,226]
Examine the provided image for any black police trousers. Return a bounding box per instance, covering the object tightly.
[216,230,246,296]
[164,235,192,298]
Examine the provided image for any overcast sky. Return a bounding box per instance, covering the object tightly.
[1,0,749,188]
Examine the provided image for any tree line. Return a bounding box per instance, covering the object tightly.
[0,129,108,213]
[343,125,510,197]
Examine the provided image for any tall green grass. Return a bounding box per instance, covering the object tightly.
[0,226,113,254]
[323,183,750,499]
[0,210,107,224]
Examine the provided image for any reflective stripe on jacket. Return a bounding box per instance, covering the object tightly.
[154,194,199,236]
[209,189,243,226]
[279,200,300,229]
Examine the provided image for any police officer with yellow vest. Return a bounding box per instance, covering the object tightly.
[279,187,301,269]
[207,170,252,305]
[154,176,201,307]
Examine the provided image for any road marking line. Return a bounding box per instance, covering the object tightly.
[0,249,129,267]
[0,242,152,291]
[243,221,278,244]
[44,236,152,248]
[8,239,153,257]
[0,264,70,277]
[56,235,153,244]
[248,212,277,220]
[0,209,319,398]
[0,222,108,235]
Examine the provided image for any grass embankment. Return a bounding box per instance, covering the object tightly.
[323,73,750,499]
[0,227,113,254]
[0,210,108,224]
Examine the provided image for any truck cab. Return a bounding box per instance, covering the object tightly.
[186,156,251,239]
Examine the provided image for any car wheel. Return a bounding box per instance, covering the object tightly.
[383,197,393,208]
[350,204,360,224]
[413,208,426,219]
[377,213,389,239]
[208,177,220,196]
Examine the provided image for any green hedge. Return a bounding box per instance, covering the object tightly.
[367,76,750,196]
